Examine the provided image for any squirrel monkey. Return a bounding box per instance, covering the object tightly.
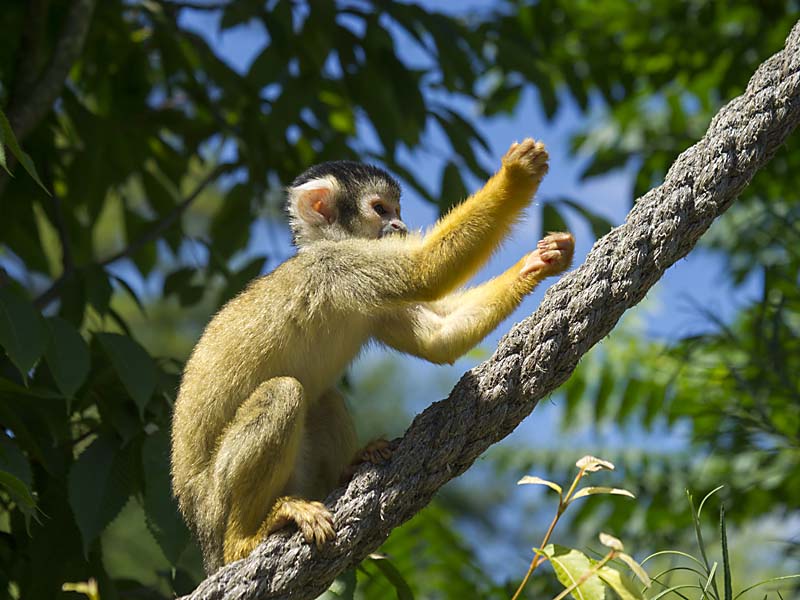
[170,139,574,571]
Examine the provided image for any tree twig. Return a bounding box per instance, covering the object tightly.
[33,163,235,309]
[180,18,800,600]
[6,0,97,144]
[0,0,96,199]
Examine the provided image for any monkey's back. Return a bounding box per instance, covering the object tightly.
[170,246,380,529]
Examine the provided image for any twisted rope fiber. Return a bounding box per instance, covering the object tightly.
[183,20,800,600]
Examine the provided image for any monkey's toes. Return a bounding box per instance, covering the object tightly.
[537,232,575,253]
[502,138,549,179]
[294,501,336,549]
[359,438,393,465]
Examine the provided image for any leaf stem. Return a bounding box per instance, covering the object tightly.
[511,467,587,600]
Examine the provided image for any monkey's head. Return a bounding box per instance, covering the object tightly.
[286,161,407,247]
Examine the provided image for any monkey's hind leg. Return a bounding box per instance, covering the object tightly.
[305,388,358,492]
[212,376,334,565]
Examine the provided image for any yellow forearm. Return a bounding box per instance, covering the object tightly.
[411,140,548,300]
[420,258,543,363]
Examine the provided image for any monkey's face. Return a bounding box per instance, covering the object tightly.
[287,161,407,247]
[351,193,407,240]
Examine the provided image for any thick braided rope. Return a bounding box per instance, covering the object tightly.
[183,20,800,600]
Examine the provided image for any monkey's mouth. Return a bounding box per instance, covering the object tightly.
[381,223,408,238]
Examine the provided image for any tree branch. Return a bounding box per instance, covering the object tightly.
[6,0,97,143]
[97,163,235,268]
[181,19,800,600]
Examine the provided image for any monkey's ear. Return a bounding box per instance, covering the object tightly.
[291,178,338,225]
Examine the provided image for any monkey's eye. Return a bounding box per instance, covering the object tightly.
[372,203,388,216]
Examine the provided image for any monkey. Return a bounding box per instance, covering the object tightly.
[170,138,575,572]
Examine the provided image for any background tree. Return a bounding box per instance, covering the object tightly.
[0,1,797,599]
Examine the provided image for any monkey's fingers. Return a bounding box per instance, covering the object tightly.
[521,232,575,277]
[502,138,549,180]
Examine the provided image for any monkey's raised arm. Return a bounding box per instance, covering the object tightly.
[376,232,574,364]
[404,139,549,301]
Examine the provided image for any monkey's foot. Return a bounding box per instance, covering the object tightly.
[502,138,549,180]
[339,438,393,483]
[355,438,393,465]
[520,232,575,277]
[265,497,335,549]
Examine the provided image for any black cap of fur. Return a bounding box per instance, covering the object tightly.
[291,161,400,196]
[289,161,401,233]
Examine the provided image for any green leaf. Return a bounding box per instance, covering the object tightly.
[210,183,252,260]
[68,434,134,555]
[688,490,722,599]
[438,162,468,214]
[0,286,47,379]
[560,198,614,241]
[0,432,37,529]
[597,566,645,600]
[734,575,800,599]
[617,377,642,422]
[563,372,587,425]
[321,569,357,599]
[84,265,113,315]
[540,544,606,600]
[576,456,615,472]
[517,475,563,495]
[0,470,37,512]
[369,555,414,600]
[164,267,204,307]
[543,204,569,236]
[617,553,651,588]
[720,505,732,600]
[594,365,615,423]
[0,107,50,194]
[481,83,523,117]
[44,317,90,398]
[111,274,146,315]
[0,433,32,488]
[96,333,156,416]
[570,487,635,502]
[142,429,190,565]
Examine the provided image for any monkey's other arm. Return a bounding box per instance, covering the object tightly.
[362,138,549,303]
[376,232,574,364]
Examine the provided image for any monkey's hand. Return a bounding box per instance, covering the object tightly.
[520,232,575,277]
[339,438,393,484]
[502,138,549,181]
[264,497,336,550]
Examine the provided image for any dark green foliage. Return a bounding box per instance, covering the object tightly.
[0,0,798,598]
